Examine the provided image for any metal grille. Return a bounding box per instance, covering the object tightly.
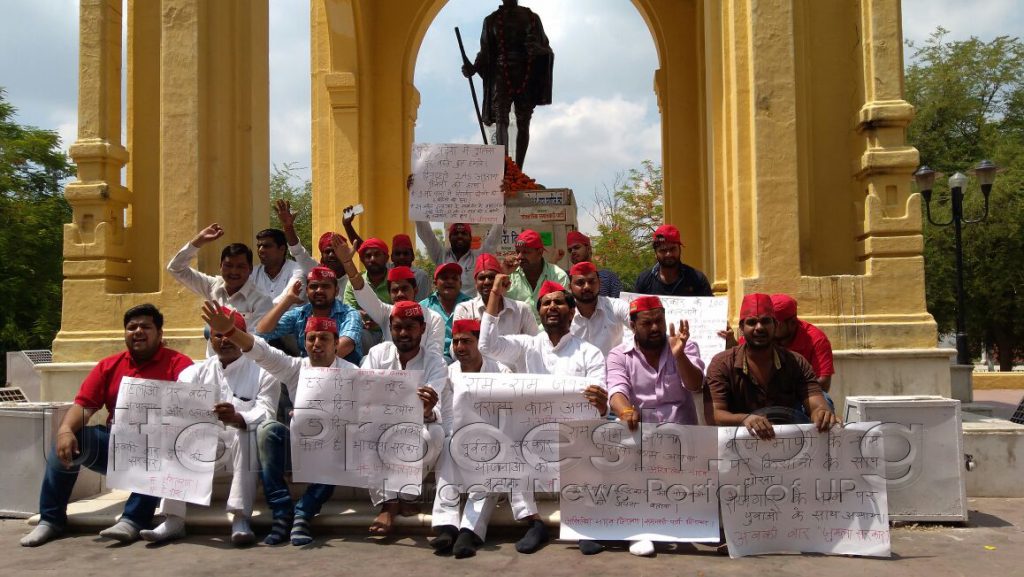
[1011,395,1024,425]
[0,388,29,403]
[21,350,53,364]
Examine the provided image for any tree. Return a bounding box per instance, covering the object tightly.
[589,160,663,291]
[268,163,312,247]
[905,29,1024,369]
[0,88,74,379]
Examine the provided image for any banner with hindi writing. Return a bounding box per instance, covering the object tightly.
[450,373,602,493]
[106,377,220,506]
[410,143,505,224]
[559,421,720,542]
[290,366,426,496]
[717,423,891,558]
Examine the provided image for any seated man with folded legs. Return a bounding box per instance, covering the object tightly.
[140,308,278,545]
[202,302,357,546]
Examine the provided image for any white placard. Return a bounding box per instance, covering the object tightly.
[717,423,891,558]
[620,293,728,369]
[107,377,220,506]
[559,421,720,542]
[291,366,426,496]
[450,373,602,493]
[410,143,505,224]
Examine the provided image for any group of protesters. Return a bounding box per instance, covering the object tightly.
[20,194,839,558]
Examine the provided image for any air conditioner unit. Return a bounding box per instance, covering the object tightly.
[844,395,967,523]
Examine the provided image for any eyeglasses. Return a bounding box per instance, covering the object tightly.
[741,316,775,327]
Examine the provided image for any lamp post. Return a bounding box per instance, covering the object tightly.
[914,160,998,366]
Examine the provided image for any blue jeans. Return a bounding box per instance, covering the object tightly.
[39,425,158,529]
[257,420,335,520]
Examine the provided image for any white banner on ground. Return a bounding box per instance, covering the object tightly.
[619,293,729,369]
[559,421,720,542]
[450,373,602,493]
[290,366,425,496]
[717,423,891,558]
[410,143,505,224]
[106,377,220,506]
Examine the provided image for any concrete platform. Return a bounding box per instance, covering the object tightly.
[963,412,1024,497]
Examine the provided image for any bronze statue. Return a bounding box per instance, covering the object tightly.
[462,0,553,169]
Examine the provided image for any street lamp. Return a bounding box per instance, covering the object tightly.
[914,160,998,366]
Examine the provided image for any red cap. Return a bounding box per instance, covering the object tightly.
[474,253,501,276]
[569,261,598,277]
[452,319,481,334]
[392,234,413,251]
[307,266,337,282]
[449,223,472,236]
[566,231,591,247]
[739,293,774,321]
[358,237,389,257]
[218,306,247,332]
[387,266,416,283]
[628,296,663,315]
[538,280,567,300]
[319,231,345,252]
[515,229,543,250]
[434,262,463,281]
[771,294,798,321]
[305,316,338,335]
[652,224,682,246]
[391,300,424,319]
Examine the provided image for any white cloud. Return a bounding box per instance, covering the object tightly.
[902,0,1024,59]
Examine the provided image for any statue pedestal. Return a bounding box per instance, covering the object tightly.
[830,348,956,415]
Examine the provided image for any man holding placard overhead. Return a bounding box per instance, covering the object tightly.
[20,304,193,547]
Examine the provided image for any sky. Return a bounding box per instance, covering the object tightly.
[1,0,1020,234]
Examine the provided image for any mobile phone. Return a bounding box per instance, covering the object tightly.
[343,204,364,219]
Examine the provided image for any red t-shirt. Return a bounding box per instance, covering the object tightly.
[788,319,834,379]
[74,346,194,425]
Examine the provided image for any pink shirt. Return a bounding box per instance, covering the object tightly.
[605,339,703,425]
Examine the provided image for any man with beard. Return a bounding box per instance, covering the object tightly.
[332,236,446,356]
[479,277,607,554]
[202,306,357,546]
[453,253,538,357]
[505,229,569,322]
[416,220,503,298]
[139,308,278,546]
[634,224,713,297]
[252,228,306,305]
[704,293,839,440]
[360,301,446,536]
[567,261,632,356]
[420,262,472,362]
[20,304,193,547]
[566,231,622,298]
[341,237,393,351]
[430,318,511,558]
[770,294,835,395]
[392,233,432,301]
[167,223,273,328]
[273,199,350,296]
[254,266,363,364]
[601,295,705,556]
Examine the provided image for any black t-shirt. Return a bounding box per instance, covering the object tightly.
[634,263,713,297]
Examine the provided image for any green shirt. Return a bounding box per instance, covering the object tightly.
[343,272,391,332]
[506,261,570,321]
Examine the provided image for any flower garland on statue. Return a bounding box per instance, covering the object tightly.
[502,156,539,198]
[495,7,533,97]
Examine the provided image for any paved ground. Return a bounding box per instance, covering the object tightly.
[4,498,1023,577]
[972,389,1023,420]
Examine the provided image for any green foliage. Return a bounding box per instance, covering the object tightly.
[590,160,663,291]
[268,163,313,247]
[906,29,1024,368]
[0,88,74,378]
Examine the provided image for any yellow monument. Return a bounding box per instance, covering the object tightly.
[42,0,951,409]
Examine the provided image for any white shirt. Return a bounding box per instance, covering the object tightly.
[244,336,358,400]
[252,259,306,304]
[361,341,448,427]
[478,312,606,383]
[454,295,539,337]
[415,221,503,298]
[177,355,279,429]
[570,296,634,357]
[446,356,511,436]
[167,242,274,328]
[353,283,445,356]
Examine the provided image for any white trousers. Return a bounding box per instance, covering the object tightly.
[159,427,257,520]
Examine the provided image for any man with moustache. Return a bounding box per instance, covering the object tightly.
[252,227,306,304]
[202,304,358,546]
[479,277,607,554]
[704,293,840,440]
[340,237,393,351]
[273,199,350,296]
[505,229,569,322]
[566,231,622,298]
[634,224,713,297]
[415,221,504,299]
[453,253,537,342]
[391,233,432,301]
[20,304,193,547]
[139,308,278,546]
[567,261,632,356]
[360,301,446,536]
[255,266,363,364]
[420,262,473,362]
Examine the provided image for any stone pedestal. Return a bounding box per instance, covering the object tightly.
[950,364,975,403]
